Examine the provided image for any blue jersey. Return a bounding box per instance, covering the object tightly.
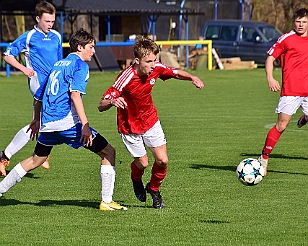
[4,26,62,100]
[40,53,90,132]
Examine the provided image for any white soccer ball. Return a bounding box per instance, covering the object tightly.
[236,158,264,186]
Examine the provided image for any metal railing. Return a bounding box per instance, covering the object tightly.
[2,40,212,77]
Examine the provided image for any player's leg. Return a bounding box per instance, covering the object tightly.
[30,96,50,171]
[40,156,50,170]
[147,144,168,209]
[131,155,148,202]
[259,113,291,175]
[85,131,127,210]
[0,124,50,177]
[0,142,52,197]
[259,96,301,175]
[297,96,308,128]
[120,133,148,202]
[297,114,308,128]
[0,125,31,176]
[144,120,167,209]
[0,151,9,177]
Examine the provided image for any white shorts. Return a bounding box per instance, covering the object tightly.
[120,120,166,158]
[275,96,308,115]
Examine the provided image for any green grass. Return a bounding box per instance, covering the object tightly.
[0,68,307,245]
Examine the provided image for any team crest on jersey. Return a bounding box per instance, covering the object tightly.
[150,78,156,85]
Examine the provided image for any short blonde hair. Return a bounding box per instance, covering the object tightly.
[133,36,159,59]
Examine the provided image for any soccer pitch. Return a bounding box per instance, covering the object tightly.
[0,68,307,245]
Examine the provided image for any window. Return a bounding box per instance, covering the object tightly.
[241,27,257,42]
[205,26,220,39]
[220,26,238,41]
[259,26,282,41]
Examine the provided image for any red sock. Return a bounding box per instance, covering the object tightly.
[130,161,144,181]
[149,161,167,192]
[262,126,283,159]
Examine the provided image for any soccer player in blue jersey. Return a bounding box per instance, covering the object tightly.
[0,1,62,176]
[0,28,127,211]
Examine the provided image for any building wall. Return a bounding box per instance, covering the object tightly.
[1,0,241,42]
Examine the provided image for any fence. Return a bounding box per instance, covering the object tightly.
[1,40,212,77]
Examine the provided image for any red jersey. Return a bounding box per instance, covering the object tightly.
[267,30,308,96]
[103,62,179,134]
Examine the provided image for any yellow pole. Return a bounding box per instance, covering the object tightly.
[62,40,213,70]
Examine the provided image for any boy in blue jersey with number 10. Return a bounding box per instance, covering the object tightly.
[0,28,127,211]
[0,1,62,175]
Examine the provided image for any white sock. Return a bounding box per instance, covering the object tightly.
[4,125,31,159]
[0,163,27,195]
[100,165,116,203]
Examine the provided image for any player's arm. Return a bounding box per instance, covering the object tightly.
[3,55,35,78]
[71,91,92,146]
[265,55,280,92]
[176,70,204,90]
[98,97,127,112]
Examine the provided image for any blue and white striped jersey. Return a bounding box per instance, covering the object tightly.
[40,53,89,132]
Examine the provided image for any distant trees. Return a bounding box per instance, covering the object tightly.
[249,0,308,32]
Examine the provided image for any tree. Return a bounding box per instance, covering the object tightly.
[250,0,308,32]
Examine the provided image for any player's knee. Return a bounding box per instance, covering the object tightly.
[138,162,148,169]
[135,155,149,169]
[276,124,287,132]
[156,157,168,168]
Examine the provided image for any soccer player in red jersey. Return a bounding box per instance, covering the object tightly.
[98,36,204,208]
[258,8,308,176]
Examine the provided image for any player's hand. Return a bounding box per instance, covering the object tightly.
[110,97,127,109]
[22,67,35,78]
[27,119,40,141]
[268,78,281,92]
[191,76,204,90]
[80,123,93,147]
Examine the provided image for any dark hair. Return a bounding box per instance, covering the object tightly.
[35,1,56,18]
[293,8,308,21]
[69,28,95,52]
[133,36,159,59]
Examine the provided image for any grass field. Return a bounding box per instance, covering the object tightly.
[0,68,307,245]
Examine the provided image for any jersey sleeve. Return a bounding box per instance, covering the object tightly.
[3,32,28,57]
[103,86,121,100]
[102,71,124,100]
[267,34,287,59]
[156,62,179,81]
[70,60,89,95]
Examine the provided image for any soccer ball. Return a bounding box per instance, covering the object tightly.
[236,158,265,186]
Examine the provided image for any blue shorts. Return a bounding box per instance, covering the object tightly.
[38,123,98,149]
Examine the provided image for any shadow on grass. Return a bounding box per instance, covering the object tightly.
[240,153,308,161]
[190,164,235,172]
[0,198,153,209]
[0,198,32,206]
[4,171,40,179]
[0,198,99,208]
[189,153,308,176]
